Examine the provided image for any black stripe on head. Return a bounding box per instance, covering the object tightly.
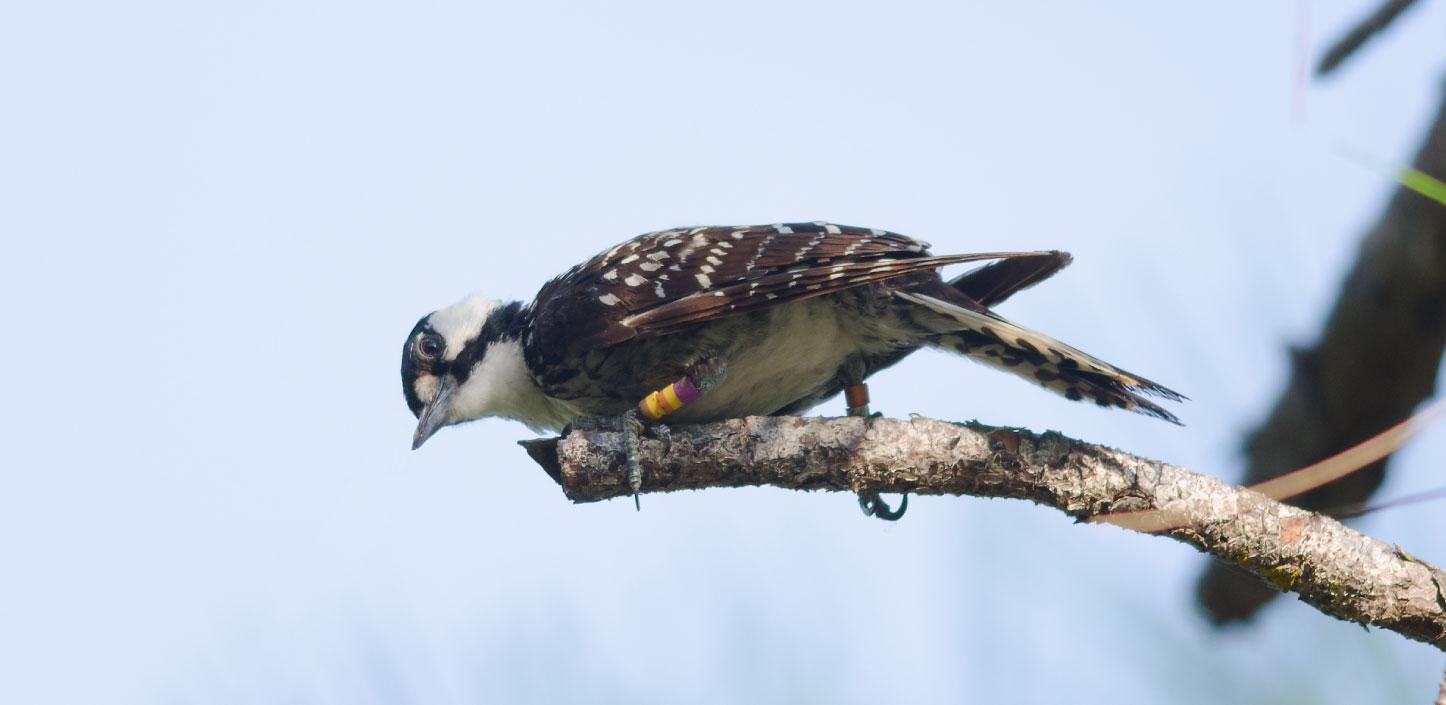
[451,301,526,384]
[401,316,436,417]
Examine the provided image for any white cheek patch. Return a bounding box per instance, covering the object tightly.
[414,375,439,405]
[449,339,520,421]
[427,294,501,357]
[448,339,575,432]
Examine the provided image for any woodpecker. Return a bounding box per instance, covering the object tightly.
[402,222,1183,517]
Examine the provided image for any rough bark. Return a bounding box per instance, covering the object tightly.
[519,415,1446,651]
[1197,88,1446,623]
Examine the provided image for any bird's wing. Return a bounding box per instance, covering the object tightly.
[949,251,1073,307]
[527,222,1046,350]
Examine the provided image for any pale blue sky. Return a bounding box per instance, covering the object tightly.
[3,2,1445,704]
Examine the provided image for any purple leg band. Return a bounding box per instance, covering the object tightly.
[673,378,702,405]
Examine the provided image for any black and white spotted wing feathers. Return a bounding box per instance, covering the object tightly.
[527,222,1041,351]
[524,222,1182,422]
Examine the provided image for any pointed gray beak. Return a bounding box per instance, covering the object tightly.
[412,376,457,450]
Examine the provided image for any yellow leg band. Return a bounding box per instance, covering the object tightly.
[641,392,666,421]
[639,379,697,421]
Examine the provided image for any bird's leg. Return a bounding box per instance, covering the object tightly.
[842,359,907,521]
[578,358,727,511]
[620,408,646,509]
[564,411,649,510]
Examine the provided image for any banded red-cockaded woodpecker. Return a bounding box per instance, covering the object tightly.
[401,222,1183,518]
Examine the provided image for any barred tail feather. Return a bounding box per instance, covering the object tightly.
[894,291,1184,424]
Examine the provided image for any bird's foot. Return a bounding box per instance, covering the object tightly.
[567,411,649,511]
[858,492,908,521]
[649,422,672,451]
[844,380,907,521]
[619,409,646,510]
[573,357,724,513]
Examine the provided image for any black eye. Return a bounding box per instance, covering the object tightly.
[417,335,443,360]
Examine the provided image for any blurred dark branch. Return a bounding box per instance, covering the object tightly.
[1198,86,1446,624]
[1437,664,1446,705]
[521,415,1446,651]
[1317,0,1424,76]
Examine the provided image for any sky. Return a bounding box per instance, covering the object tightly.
[2,1,1445,703]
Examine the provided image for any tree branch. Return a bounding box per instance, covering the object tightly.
[521,415,1446,651]
[1199,84,1446,624]
[1317,0,1424,77]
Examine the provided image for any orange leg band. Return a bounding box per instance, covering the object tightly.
[845,383,871,416]
[638,377,703,421]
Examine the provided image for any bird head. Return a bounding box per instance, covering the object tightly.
[401,294,525,449]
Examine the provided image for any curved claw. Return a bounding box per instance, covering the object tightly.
[858,492,909,521]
